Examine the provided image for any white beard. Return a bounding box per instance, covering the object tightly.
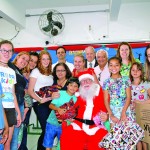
[79,83,97,100]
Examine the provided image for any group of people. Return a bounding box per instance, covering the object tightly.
[0,40,150,150]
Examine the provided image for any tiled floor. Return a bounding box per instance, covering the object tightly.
[27,134,57,150]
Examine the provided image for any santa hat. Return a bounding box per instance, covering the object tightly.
[78,70,94,82]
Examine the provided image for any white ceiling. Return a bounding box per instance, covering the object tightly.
[0,0,149,28]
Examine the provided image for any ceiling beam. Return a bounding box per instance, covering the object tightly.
[0,1,25,29]
[109,0,121,21]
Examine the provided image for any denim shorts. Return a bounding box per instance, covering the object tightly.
[43,123,62,148]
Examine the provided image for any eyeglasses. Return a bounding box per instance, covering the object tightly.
[98,72,102,81]
[56,70,66,73]
[57,51,65,54]
[0,49,13,54]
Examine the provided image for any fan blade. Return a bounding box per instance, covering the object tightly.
[47,12,53,22]
[42,24,52,32]
[53,21,62,29]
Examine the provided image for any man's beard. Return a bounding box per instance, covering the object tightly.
[79,83,97,100]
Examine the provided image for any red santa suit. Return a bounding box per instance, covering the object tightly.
[60,83,108,150]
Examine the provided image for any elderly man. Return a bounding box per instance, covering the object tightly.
[84,46,98,68]
[52,46,74,71]
[94,49,110,87]
[60,70,108,150]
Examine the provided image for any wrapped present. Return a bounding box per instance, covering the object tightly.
[35,85,62,98]
[55,98,77,121]
[99,121,144,150]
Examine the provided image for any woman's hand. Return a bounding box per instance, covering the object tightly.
[51,91,60,100]
[16,113,22,127]
[0,129,8,144]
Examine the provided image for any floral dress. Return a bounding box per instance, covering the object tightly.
[103,76,133,123]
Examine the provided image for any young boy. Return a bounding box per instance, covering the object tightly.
[43,77,80,150]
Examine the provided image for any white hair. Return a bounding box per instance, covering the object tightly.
[96,49,108,58]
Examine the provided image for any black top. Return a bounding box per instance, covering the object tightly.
[8,61,26,105]
[53,79,68,91]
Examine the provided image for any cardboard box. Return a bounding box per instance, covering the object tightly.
[135,103,150,144]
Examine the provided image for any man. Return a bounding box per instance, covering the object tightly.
[52,47,74,71]
[94,49,110,86]
[84,46,98,68]
[60,70,108,150]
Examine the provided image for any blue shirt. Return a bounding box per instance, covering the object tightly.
[0,83,4,129]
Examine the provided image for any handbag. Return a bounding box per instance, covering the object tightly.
[35,85,62,98]
[55,98,77,121]
[99,121,144,150]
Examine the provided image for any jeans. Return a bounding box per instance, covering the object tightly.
[18,108,32,150]
[33,102,51,150]
[11,104,24,150]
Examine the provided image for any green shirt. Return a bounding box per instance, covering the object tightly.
[47,90,77,126]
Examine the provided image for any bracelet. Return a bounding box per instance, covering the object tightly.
[39,98,42,104]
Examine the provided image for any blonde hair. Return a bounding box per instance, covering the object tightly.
[13,51,30,65]
[38,50,52,75]
[74,53,85,62]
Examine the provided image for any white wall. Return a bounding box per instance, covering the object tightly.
[0,2,150,47]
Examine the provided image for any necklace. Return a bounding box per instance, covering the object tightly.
[57,79,67,86]
[0,61,8,67]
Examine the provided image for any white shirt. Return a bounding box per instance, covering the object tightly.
[94,63,110,87]
[87,59,96,68]
[52,61,74,72]
[30,68,54,102]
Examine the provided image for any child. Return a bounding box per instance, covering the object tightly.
[43,77,80,150]
[103,57,133,126]
[130,62,150,150]
[0,40,21,150]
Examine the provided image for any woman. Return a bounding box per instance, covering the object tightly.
[116,42,137,77]
[28,50,53,150]
[52,62,72,90]
[145,44,150,81]
[8,51,30,150]
[0,40,21,150]
[72,53,99,84]
[19,51,39,150]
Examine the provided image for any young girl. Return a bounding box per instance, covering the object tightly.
[130,62,150,150]
[0,40,22,150]
[103,57,133,126]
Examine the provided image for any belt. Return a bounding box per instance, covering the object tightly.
[74,118,95,125]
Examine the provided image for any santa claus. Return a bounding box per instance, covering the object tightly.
[60,70,108,150]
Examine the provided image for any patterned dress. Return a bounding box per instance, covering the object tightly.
[131,81,150,120]
[103,76,133,123]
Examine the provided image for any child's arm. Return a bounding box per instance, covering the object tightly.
[49,103,66,115]
[121,87,131,121]
[103,90,112,116]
